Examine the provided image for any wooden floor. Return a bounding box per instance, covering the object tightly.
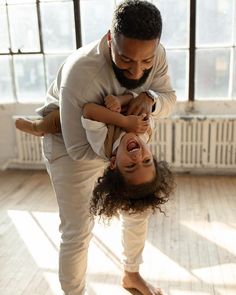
[0,169,236,295]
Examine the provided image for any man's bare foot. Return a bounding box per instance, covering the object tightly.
[122,271,164,295]
[15,118,44,137]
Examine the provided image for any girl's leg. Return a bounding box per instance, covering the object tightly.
[120,210,164,295]
[15,109,61,136]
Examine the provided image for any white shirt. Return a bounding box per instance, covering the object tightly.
[81,116,154,160]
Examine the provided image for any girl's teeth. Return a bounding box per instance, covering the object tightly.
[129,148,139,152]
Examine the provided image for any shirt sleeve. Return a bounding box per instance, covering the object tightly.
[81,116,108,159]
[149,44,177,119]
[59,86,101,161]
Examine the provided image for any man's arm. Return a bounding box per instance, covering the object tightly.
[60,87,102,161]
[148,44,176,118]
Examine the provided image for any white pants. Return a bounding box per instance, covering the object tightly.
[43,134,151,295]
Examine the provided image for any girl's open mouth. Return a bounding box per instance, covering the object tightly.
[127,140,140,152]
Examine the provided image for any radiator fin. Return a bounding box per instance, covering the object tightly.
[14,128,44,165]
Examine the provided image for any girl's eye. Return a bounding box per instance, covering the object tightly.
[126,163,135,168]
[143,158,151,164]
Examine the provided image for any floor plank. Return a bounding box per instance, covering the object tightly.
[0,170,235,295]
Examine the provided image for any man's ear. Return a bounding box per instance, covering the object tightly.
[109,155,116,170]
[107,30,112,48]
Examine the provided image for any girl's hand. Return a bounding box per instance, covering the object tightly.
[123,114,150,134]
[104,95,121,113]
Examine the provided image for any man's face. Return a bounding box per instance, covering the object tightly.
[110,133,156,185]
[110,34,159,89]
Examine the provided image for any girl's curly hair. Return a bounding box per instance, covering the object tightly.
[90,158,175,219]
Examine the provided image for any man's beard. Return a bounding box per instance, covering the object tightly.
[111,60,152,90]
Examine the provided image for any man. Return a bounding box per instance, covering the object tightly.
[38,1,176,294]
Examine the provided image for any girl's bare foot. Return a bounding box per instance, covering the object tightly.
[122,271,164,295]
[15,118,44,137]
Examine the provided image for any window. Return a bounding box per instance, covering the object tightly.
[195,0,236,101]
[153,0,189,101]
[0,0,76,103]
[1,0,236,103]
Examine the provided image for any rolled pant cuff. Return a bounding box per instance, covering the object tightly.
[124,264,140,272]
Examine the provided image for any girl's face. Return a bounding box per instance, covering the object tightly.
[110,133,156,185]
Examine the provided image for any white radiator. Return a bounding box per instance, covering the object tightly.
[150,119,172,163]
[11,116,236,172]
[151,117,236,171]
[11,116,45,169]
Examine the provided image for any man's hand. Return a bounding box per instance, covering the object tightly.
[127,92,153,116]
[104,95,121,113]
[123,114,150,134]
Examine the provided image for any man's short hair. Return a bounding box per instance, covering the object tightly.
[111,0,162,40]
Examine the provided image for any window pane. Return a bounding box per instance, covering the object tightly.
[166,50,188,101]
[8,4,40,52]
[40,1,76,53]
[153,0,189,48]
[45,54,68,87]
[0,56,14,103]
[195,49,230,100]
[14,55,46,102]
[196,0,234,46]
[0,5,10,53]
[235,6,236,45]
[80,0,115,45]
[233,49,236,100]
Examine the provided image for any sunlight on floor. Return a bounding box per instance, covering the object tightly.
[43,271,63,295]
[143,241,197,283]
[215,287,236,295]
[8,210,59,269]
[32,211,61,247]
[192,263,236,285]
[181,221,236,256]
[181,220,236,291]
[8,210,62,295]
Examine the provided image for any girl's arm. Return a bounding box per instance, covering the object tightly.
[83,103,149,134]
[117,93,134,107]
[104,93,133,113]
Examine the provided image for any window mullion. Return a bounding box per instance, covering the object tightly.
[189,0,196,102]
[5,2,12,53]
[228,48,234,99]
[73,0,82,48]
[36,0,44,53]
[36,0,47,92]
[5,2,17,101]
